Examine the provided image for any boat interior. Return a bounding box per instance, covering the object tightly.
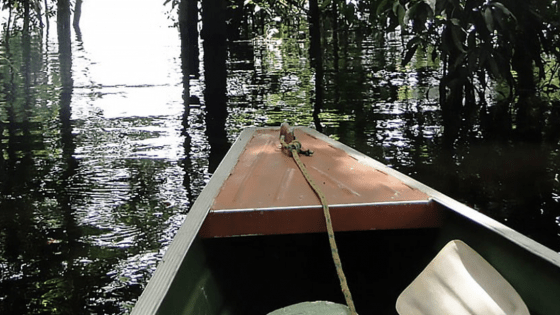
[156,201,560,315]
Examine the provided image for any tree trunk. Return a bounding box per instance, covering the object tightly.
[308,0,323,131]
[73,0,83,39]
[201,0,229,172]
[513,36,542,141]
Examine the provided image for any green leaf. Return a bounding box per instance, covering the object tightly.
[451,52,467,71]
[424,0,436,14]
[467,49,479,73]
[393,0,401,15]
[495,4,517,32]
[320,0,332,11]
[406,1,419,21]
[344,4,356,22]
[479,49,487,69]
[450,18,461,26]
[467,29,476,49]
[441,29,452,53]
[492,2,516,21]
[376,0,390,16]
[431,48,438,62]
[487,55,501,79]
[450,24,466,53]
[402,44,419,66]
[483,7,494,32]
[406,36,423,50]
[392,2,406,28]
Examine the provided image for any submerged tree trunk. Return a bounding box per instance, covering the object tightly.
[73,0,83,39]
[500,0,544,142]
[179,0,195,200]
[201,0,229,173]
[439,16,466,148]
[57,0,72,89]
[73,0,83,27]
[58,0,74,150]
[57,0,81,312]
[331,0,340,107]
[22,0,31,90]
[180,0,199,79]
[179,0,192,123]
[308,0,323,132]
[44,0,50,31]
[512,28,542,141]
[332,0,339,74]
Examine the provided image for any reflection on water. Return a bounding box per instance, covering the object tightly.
[226,36,315,136]
[0,1,202,313]
[0,1,559,314]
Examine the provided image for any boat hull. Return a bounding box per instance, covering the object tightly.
[131,127,560,315]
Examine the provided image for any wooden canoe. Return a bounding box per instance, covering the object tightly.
[131,126,560,315]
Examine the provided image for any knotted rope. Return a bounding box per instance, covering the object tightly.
[279,123,358,315]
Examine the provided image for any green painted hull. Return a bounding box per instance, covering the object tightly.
[135,203,560,315]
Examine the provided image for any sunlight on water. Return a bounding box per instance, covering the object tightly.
[75,0,180,87]
[58,1,192,312]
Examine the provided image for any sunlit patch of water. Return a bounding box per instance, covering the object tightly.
[15,0,195,312]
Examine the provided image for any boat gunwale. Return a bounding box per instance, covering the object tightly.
[130,127,259,315]
[300,127,560,267]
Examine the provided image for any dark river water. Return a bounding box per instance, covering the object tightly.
[0,1,559,314]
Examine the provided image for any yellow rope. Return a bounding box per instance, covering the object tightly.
[280,136,358,315]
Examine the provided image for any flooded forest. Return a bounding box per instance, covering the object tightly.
[0,0,559,313]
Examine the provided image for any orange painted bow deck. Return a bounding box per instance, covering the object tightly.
[198,127,442,238]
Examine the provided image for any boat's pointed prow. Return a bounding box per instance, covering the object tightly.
[199,127,441,238]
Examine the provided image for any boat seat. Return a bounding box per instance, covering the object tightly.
[267,301,351,315]
[396,240,530,315]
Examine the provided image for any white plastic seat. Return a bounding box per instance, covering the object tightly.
[396,240,530,315]
[267,301,351,315]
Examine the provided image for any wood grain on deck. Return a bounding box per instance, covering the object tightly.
[211,129,429,211]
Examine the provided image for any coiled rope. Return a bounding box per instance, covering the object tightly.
[279,124,358,315]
